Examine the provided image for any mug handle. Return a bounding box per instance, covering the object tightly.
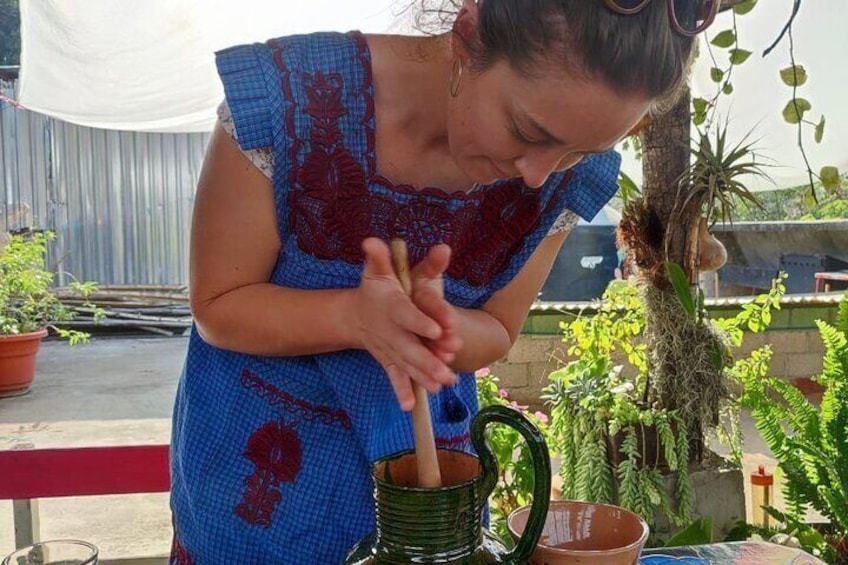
[471,404,551,564]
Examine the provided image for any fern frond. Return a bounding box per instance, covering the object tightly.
[785,437,829,491]
[819,485,848,531]
[836,292,848,335]
[767,378,820,438]
[779,457,818,519]
[818,321,848,390]
[751,405,789,455]
[819,380,848,464]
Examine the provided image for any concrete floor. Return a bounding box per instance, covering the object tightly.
[0,336,813,560]
[0,337,186,561]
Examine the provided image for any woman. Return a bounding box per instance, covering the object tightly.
[170,0,714,562]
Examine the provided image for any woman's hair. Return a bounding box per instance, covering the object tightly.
[416,0,697,108]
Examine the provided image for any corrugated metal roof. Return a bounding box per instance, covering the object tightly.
[2,77,209,286]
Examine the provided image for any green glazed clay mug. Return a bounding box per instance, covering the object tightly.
[346,404,552,564]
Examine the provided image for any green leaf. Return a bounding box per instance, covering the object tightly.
[820,166,841,192]
[723,82,734,95]
[665,517,714,547]
[782,98,812,124]
[804,191,818,209]
[814,115,826,143]
[710,67,724,83]
[617,170,641,202]
[780,65,808,87]
[692,97,709,126]
[711,30,736,48]
[666,262,696,319]
[733,0,758,15]
[729,49,752,65]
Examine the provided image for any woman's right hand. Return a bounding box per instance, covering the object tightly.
[353,238,457,411]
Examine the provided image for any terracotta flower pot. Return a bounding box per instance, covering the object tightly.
[508,499,650,565]
[0,328,48,397]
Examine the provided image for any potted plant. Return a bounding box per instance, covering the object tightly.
[539,272,786,537]
[0,229,101,397]
[541,280,692,529]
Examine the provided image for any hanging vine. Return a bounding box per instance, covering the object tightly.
[693,0,839,201]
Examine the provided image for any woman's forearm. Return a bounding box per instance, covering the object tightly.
[449,306,513,373]
[192,275,513,375]
[192,284,360,356]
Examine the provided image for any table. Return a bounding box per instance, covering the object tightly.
[814,270,848,293]
[640,541,826,564]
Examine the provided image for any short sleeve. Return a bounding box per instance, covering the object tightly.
[215,43,275,151]
[562,151,622,222]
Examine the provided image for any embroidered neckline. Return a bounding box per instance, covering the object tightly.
[267,32,569,285]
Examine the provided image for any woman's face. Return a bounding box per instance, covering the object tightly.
[446,59,652,188]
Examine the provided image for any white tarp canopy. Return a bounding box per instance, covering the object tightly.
[15,0,848,188]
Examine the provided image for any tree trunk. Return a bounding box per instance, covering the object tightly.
[641,87,698,274]
[640,87,706,463]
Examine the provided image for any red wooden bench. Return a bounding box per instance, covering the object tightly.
[0,445,170,564]
[814,270,848,293]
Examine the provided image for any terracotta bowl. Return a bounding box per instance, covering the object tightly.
[508,499,650,565]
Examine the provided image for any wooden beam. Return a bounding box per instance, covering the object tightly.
[0,445,170,499]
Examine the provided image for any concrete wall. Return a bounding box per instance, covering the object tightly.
[493,299,837,412]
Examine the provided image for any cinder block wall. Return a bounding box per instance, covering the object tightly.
[492,299,837,412]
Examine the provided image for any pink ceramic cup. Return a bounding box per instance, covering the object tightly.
[508,499,650,565]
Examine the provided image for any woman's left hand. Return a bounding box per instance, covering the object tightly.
[411,244,463,365]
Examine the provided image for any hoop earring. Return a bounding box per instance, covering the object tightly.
[449,59,464,98]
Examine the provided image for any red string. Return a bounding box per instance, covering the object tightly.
[0,92,24,109]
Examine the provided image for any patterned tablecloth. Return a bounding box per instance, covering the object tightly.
[640,541,826,564]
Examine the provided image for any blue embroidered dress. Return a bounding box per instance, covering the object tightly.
[170,31,621,564]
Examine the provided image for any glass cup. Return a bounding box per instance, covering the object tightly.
[2,540,98,565]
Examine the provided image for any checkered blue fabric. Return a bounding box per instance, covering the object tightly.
[170,31,620,564]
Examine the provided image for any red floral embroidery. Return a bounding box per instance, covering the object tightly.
[170,537,194,565]
[394,198,454,254]
[275,36,567,287]
[241,369,352,430]
[235,421,303,528]
[449,180,543,285]
[290,69,371,263]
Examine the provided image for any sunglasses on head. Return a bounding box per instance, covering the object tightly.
[604,0,720,36]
